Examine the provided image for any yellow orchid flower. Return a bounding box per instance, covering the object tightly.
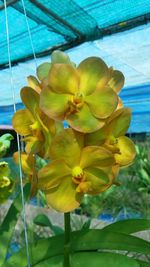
[108,67,125,109]
[34,50,75,90]
[40,55,120,133]
[13,152,38,197]
[85,108,136,167]
[12,86,59,158]
[38,128,117,213]
[0,162,13,203]
[27,75,42,94]
[108,68,125,94]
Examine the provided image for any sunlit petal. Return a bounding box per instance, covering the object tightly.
[78,57,109,95]
[48,64,79,95]
[80,146,115,169]
[115,136,136,166]
[12,109,33,136]
[24,136,41,155]
[67,104,105,133]
[84,127,106,146]
[13,151,35,176]
[38,159,71,190]
[51,50,71,64]
[35,112,53,158]
[106,108,131,137]
[108,70,125,93]
[36,62,51,81]
[27,75,41,93]
[50,129,82,168]
[117,97,124,109]
[84,168,111,195]
[21,87,40,115]
[40,87,69,120]
[45,176,82,213]
[85,86,118,119]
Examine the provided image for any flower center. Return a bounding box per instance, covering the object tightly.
[73,92,84,105]
[65,92,84,117]
[72,166,92,194]
[72,166,84,184]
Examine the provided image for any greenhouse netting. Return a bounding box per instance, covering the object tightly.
[0,0,150,132]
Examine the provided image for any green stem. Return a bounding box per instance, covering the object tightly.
[64,212,71,267]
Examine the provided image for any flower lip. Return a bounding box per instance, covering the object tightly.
[72,166,84,184]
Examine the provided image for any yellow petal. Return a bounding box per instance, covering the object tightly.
[45,176,82,212]
[50,129,82,168]
[35,112,53,159]
[106,108,131,137]
[24,136,41,155]
[13,152,35,176]
[84,127,106,146]
[85,85,118,119]
[84,168,111,195]
[30,169,38,198]
[40,87,69,120]
[27,75,41,93]
[38,159,71,191]
[36,62,51,81]
[108,70,125,93]
[115,136,136,166]
[78,57,109,95]
[80,146,115,169]
[12,109,33,136]
[21,87,40,115]
[51,50,71,64]
[48,64,79,95]
[67,104,105,133]
[117,97,124,109]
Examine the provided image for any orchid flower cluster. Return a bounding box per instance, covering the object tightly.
[12,51,136,213]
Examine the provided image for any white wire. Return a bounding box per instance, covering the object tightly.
[3,1,31,266]
[21,0,37,68]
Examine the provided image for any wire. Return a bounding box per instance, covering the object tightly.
[3,1,31,266]
[21,0,37,68]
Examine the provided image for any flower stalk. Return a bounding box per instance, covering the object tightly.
[64,212,71,267]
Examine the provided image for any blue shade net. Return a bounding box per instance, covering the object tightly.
[0,0,150,133]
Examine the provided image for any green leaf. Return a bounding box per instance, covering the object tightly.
[71,252,140,267]
[0,183,30,266]
[138,261,150,267]
[33,214,64,235]
[33,214,51,227]
[72,229,150,255]
[102,219,150,234]
[5,229,150,266]
[81,219,91,231]
[33,252,140,267]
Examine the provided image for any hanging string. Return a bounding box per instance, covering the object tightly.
[21,0,37,68]
[3,1,31,266]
